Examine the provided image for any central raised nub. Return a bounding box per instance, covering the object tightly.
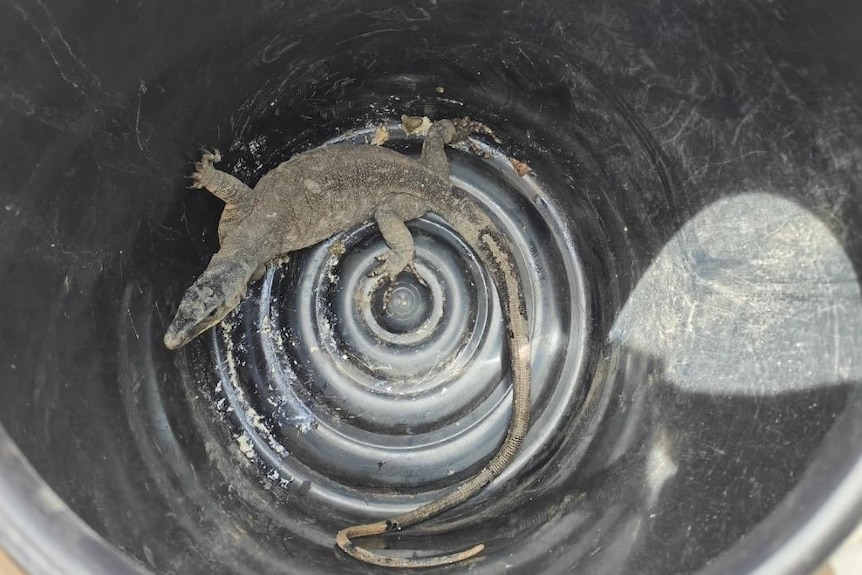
[371,276,433,334]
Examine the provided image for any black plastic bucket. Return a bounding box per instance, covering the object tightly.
[1,1,861,574]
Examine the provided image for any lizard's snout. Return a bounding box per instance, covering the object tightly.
[163,305,213,350]
[163,319,196,350]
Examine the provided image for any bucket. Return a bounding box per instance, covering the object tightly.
[1,1,860,574]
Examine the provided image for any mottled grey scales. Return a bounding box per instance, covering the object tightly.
[164,118,532,568]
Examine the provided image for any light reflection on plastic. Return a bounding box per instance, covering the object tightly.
[611,192,862,394]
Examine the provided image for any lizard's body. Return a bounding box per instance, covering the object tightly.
[164,119,532,568]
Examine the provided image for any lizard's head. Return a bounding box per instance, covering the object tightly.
[164,260,251,350]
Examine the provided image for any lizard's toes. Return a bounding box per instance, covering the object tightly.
[468,119,502,144]
[450,117,472,142]
[370,262,401,283]
[381,284,395,311]
[370,264,396,282]
[186,172,204,189]
[408,262,428,287]
[467,139,492,159]
[199,148,222,164]
[371,251,414,283]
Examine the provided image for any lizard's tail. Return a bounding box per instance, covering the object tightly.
[336,522,485,568]
[335,195,532,568]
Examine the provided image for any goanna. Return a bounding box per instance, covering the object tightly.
[164,118,532,568]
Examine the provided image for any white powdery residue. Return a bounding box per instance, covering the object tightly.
[260,310,289,356]
[221,324,240,387]
[296,421,313,435]
[221,323,292,460]
[254,309,317,440]
[247,409,265,431]
[243,403,288,457]
[236,433,256,461]
[247,134,266,154]
[262,464,293,488]
[271,380,314,437]
[317,315,337,352]
[259,313,273,337]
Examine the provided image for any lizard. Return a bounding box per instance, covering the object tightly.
[163,117,532,568]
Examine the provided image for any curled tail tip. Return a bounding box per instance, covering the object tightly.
[336,521,389,547]
[336,522,485,568]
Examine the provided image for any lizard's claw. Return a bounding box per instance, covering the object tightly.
[186,172,204,189]
[187,149,222,190]
[369,253,428,311]
[448,117,502,146]
[199,148,222,164]
[466,139,493,159]
[370,253,404,283]
[407,262,428,287]
[445,117,501,161]
[449,117,473,144]
[370,253,427,286]
[467,119,502,143]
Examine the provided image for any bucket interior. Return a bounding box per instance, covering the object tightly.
[1,1,861,574]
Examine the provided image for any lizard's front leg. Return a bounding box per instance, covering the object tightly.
[189,149,253,205]
[189,149,256,244]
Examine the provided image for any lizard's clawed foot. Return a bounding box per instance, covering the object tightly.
[371,253,427,286]
[407,262,428,287]
[448,117,502,146]
[444,118,501,161]
[370,252,407,283]
[187,148,222,189]
[370,253,428,310]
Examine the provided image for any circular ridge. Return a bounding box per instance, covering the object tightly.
[211,122,588,508]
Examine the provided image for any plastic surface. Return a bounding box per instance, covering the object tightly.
[1,1,861,574]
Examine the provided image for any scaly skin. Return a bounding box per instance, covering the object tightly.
[165,118,532,568]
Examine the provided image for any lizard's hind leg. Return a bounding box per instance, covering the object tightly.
[371,197,429,283]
